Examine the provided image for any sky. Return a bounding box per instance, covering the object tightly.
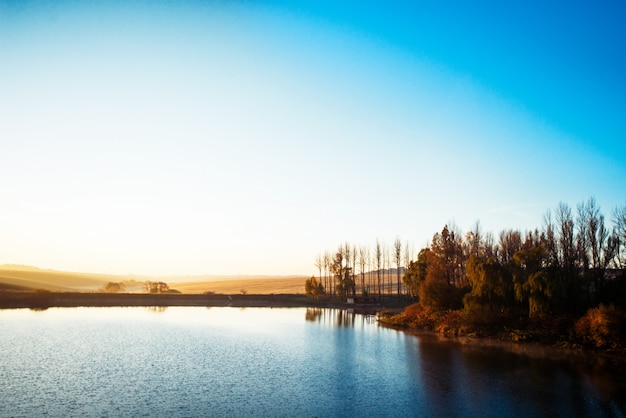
[1,0,625,276]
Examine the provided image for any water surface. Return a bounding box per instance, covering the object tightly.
[1,307,623,417]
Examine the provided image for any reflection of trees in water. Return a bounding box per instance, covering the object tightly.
[305,308,355,326]
[335,309,355,327]
[305,308,322,322]
[413,338,465,417]
[413,337,626,417]
[145,306,168,313]
[305,308,375,328]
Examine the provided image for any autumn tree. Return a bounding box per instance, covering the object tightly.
[305,276,325,300]
[463,255,513,323]
[331,246,354,301]
[419,226,468,310]
[402,248,429,299]
[313,197,626,315]
[512,236,552,318]
[434,224,466,287]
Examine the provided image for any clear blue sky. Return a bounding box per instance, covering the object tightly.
[1,0,624,276]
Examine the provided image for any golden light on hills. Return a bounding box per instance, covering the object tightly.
[0,265,306,294]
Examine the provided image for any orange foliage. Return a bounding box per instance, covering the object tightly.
[574,305,623,348]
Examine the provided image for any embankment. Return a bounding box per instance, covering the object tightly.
[0,292,399,312]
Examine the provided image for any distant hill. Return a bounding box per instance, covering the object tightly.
[0,265,116,292]
[0,265,307,294]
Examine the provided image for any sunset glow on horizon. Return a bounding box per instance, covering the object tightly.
[1,0,624,276]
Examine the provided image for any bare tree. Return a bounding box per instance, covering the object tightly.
[394,236,402,295]
[384,243,391,295]
[498,229,522,265]
[375,239,382,297]
[483,231,496,258]
[613,204,626,268]
[358,245,368,296]
[343,243,351,297]
[543,208,557,267]
[556,202,576,271]
[576,200,591,272]
[367,246,372,295]
[465,221,483,259]
[323,251,332,296]
[314,253,323,288]
[403,240,412,295]
[585,197,605,270]
[577,197,618,303]
[351,243,358,297]
[403,240,411,269]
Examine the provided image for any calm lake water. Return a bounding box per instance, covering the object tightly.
[1,307,624,417]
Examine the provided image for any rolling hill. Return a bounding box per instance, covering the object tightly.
[0,265,306,294]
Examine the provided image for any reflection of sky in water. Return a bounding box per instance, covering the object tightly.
[0,307,623,417]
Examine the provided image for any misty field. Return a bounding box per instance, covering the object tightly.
[0,265,305,295]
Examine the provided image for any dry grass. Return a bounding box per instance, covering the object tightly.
[174,277,305,294]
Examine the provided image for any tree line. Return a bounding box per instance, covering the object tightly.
[310,197,626,319]
[309,236,413,301]
[99,281,176,294]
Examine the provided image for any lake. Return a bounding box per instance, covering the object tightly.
[1,307,624,417]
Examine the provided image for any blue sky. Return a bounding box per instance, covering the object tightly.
[1,0,624,276]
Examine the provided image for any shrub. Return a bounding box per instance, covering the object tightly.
[435,310,465,336]
[399,303,439,330]
[574,305,623,348]
[304,276,325,300]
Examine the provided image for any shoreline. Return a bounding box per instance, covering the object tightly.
[393,325,626,367]
[0,291,390,313]
[377,317,626,369]
[3,290,624,367]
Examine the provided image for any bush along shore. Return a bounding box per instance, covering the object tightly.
[378,302,626,362]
